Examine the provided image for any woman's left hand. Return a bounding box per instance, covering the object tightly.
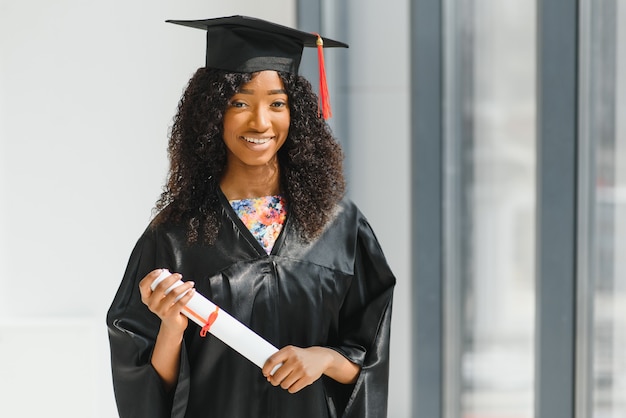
[262,345,360,393]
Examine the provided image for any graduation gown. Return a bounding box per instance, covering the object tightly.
[107,193,396,418]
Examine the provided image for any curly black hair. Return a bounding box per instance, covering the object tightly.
[153,68,346,245]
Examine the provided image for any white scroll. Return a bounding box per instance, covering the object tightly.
[151,269,280,371]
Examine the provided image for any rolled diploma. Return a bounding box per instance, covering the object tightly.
[152,269,279,371]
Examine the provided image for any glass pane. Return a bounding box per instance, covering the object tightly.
[581,1,626,416]
[443,0,536,417]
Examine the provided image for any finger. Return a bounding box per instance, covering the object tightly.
[161,287,195,322]
[153,273,183,296]
[150,283,194,320]
[161,280,194,306]
[286,378,309,394]
[269,359,302,388]
[262,348,292,377]
[139,269,166,300]
[176,285,196,305]
[266,361,291,385]
[170,281,195,304]
[143,274,178,308]
[279,370,301,391]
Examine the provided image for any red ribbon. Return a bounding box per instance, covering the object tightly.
[200,306,220,337]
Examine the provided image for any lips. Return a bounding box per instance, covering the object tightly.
[242,136,272,144]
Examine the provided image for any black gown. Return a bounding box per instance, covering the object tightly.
[107,192,396,418]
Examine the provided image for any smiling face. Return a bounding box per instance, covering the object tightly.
[222,70,291,170]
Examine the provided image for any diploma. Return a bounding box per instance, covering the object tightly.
[151,269,280,371]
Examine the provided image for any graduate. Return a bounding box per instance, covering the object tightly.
[107,15,396,418]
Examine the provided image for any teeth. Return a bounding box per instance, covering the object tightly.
[243,137,271,144]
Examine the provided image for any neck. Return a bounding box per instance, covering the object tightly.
[220,161,282,200]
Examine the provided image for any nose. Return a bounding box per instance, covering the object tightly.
[249,106,271,131]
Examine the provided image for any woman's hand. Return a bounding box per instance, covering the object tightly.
[138,269,195,390]
[262,346,361,394]
[138,269,195,334]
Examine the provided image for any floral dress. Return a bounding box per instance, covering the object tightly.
[229,195,287,254]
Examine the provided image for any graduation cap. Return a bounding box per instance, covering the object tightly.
[166,15,348,119]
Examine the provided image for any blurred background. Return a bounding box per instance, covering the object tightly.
[0,0,624,417]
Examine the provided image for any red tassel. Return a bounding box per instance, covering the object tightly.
[314,33,332,119]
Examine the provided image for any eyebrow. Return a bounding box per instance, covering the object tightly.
[237,88,287,95]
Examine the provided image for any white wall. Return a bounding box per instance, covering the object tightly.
[0,2,294,417]
[0,0,412,417]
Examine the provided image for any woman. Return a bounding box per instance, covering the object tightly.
[107,15,396,418]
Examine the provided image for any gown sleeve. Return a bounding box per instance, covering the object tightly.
[331,214,396,418]
[106,226,190,418]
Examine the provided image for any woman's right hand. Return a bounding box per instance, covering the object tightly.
[138,269,195,335]
[139,269,195,390]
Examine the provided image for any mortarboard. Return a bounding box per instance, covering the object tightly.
[166,15,348,119]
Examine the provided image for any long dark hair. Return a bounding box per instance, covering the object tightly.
[153,68,345,244]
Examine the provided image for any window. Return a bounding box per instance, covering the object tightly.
[443,0,536,417]
[579,1,626,416]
